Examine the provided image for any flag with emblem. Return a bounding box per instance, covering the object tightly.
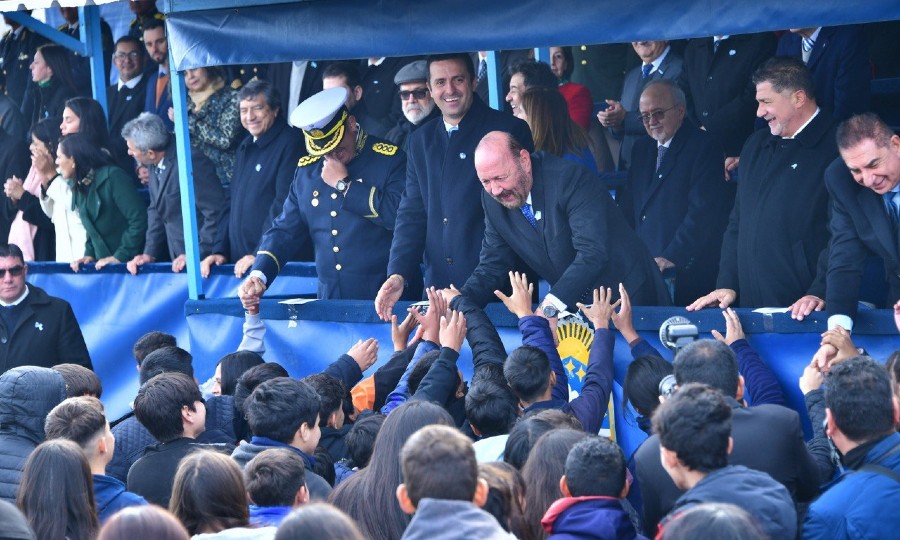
[556,317,615,440]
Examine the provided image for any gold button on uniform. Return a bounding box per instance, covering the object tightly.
[332,229,338,236]
[333,246,340,253]
[335,264,342,271]
[330,211,337,217]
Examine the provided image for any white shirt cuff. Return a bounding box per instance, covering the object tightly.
[543,293,567,311]
[827,314,853,333]
[249,270,267,285]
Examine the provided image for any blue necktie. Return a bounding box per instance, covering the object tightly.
[885,191,900,228]
[641,64,652,79]
[477,59,487,83]
[801,37,814,52]
[447,125,458,140]
[656,144,668,172]
[521,203,538,230]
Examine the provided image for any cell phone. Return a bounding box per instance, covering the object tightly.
[595,101,609,113]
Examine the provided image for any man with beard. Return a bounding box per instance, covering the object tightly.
[385,60,440,150]
[459,131,668,312]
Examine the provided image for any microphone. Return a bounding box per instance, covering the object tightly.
[659,316,699,352]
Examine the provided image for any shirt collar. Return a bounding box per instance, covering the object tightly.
[368,57,386,67]
[117,73,144,91]
[0,284,29,307]
[784,107,820,140]
[647,45,671,74]
[807,27,822,43]
[158,65,169,77]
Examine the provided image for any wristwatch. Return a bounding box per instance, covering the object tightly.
[540,304,559,318]
[335,178,349,195]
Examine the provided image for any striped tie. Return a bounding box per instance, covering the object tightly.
[641,64,652,79]
[521,203,538,230]
[801,38,814,64]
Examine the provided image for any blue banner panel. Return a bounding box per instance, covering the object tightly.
[165,0,900,70]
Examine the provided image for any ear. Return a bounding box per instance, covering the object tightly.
[559,475,572,498]
[726,436,734,456]
[893,397,899,426]
[293,485,309,507]
[519,149,532,175]
[470,422,482,437]
[618,482,630,499]
[328,411,339,429]
[660,446,679,470]
[96,434,109,456]
[548,370,557,390]
[736,375,745,402]
[352,85,363,103]
[472,478,489,508]
[825,408,837,437]
[396,484,417,514]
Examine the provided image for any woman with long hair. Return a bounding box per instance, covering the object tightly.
[60,97,113,151]
[99,506,190,540]
[4,117,60,260]
[328,401,455,540]
[212,351,265,397]
[275,503,365,540]
[58,134,147,272]
[520,87,598,174]
[183,66,242,187]
[170,450,274,538]
[520,429,590,540]
[22,44,79,129]
[17,438,100,540]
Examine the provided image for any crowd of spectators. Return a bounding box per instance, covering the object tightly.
[1,3,900,539]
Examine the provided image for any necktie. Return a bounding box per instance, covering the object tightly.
[477,59,487,83]
[447,125,458,140]
[801,38,815,64]
[521,203,538,230]
[641,64,652,79]
[713,39,720,54]
[656,144,668,172]
[885,192,900,228]
[155,72,169,108]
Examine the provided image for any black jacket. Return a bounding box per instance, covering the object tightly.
[0,284,91,374]
[0,366,66,502]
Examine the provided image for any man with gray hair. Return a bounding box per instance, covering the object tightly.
[618,79,733,305]
[121,112,225,275]
[384,60,440,151]
[202,80,304,279]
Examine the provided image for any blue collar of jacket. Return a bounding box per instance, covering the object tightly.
[249,436,317,468]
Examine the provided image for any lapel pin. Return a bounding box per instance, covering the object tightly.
[729,49,736,56]
[34,322,43,331]
[791,163,798,169]
[255,164,262,172]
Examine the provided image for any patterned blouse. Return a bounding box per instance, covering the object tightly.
[188,86,242,187]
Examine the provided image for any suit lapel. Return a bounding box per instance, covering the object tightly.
[859,189,900,261]
[806,29,831,71]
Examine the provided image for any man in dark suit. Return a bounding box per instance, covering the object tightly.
[57,7,114,94]
[472,50,531,107]
[266,60,328,119]
[374,53,534,320]
[359,56,417,130]
[121,113,224,274]
[459,131,669,313]
[776,26,871,123]
[141,19,173,131]
[679,32,776,158]
[598,41,683,171]
[688,57,838,312]
[633,340,821,536]
[107,37,149,181]
[812,113,900,365]
[619,80,733,305]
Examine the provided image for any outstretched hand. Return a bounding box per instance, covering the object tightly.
[494,271,533,318]
[577,287,621,329]
[439,310,467,352]
[711,308,745,345]
[609,283,638,342]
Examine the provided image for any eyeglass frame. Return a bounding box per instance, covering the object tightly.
[640,106,677,125]
[113,51,141,60]
[399,88,429,101]
[0,265,25,278]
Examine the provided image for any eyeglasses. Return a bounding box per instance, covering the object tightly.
[0,266,24,277]
[399,88,428,101]
[114,51,140,60]
[640,106,676,124]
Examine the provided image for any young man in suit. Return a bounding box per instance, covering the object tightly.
[108,36,149,182]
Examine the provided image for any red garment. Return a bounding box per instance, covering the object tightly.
[559,81,594,130]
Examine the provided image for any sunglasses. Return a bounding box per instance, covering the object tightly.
[0,266,24,277]
[399,88,428,100]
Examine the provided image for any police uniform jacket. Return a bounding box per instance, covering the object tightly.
[716,110,838,307]
[0,27,47,109]
[215,118,303,260]
[387,95,533,290]
[254,133,405,299]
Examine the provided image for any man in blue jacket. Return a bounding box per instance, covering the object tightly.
[803,356,900,539]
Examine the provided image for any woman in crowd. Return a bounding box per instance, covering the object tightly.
[183,66,242,188]
[170,450,276,538]
[99,506,190,540]
[478,461,528,538]
[4,118,59,261]
[519,87,598,174]
[22,44,79,129]
[60,97,113,151]
[520,429,590,540]
[17,438,100,540]
[623,355,674,435]
[548,46,594,130]
[212,350,265,397]
[59,134,148,272]
[328,401,454,540]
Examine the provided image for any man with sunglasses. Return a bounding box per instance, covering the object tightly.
[385,60,440,151]
[0,243,91,374]
[239,86,409,302]
[617,80,733,305]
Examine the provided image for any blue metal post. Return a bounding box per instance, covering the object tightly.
[485,51,501,111]
[4,11,84,54]
[80,6,108,118]
[169,51,204,300]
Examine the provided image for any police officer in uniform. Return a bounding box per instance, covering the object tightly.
[238,87,410,302]
[0,14,47,109]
